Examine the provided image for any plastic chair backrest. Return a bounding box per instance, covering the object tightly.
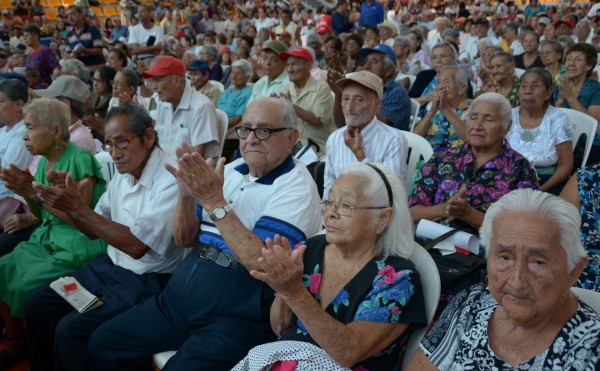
[514,68,526,78]
[572,287,600,314]
[211,80,225,93]
[215,108,229,157]
[95,151,116,183]
[403,131,434,192]
[559,107,598,168]
[409,98,420,132]
[402,241,441,369]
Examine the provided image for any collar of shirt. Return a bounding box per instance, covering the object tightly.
[175,80,194,111]
[268,71,289,86]
[131,147,164,189]
[358,115,380,144]
[69,119,84,132]
[234,155,295,185]
[289,75,318,99]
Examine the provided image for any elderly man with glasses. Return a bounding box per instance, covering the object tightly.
[24,104,187,371]
[86,97,322,370]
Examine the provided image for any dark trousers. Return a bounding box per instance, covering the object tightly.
[0,223,39,258]
[24,253,171,371]
[87,251,276,371]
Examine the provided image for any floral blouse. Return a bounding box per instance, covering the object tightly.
[576,163,600,291]
[483,77,521,108]
[421,283,600,370]
[408,142,538,235]
[426,98,472,154]
[279,235,426,371]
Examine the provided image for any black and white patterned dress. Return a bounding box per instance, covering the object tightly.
[420,283,600,371]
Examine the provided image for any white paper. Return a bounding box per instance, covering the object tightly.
[295,146,319,166]
[416,219,480,255]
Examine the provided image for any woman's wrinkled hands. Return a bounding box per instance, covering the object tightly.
[4,213,38,234]
[0,165,36,200]
[444,184,472,223]
[558,76,577,102]
[250,235,306,301]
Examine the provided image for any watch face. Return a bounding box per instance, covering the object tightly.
[214,208,226,219]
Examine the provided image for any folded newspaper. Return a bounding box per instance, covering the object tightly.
[49,276,103,313]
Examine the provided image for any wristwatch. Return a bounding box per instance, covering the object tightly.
[209,205,232,221]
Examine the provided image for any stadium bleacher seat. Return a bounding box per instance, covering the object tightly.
[46,8,59,21]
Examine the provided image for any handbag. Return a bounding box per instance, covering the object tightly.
[417,229,487,315]
[0,197,24,232]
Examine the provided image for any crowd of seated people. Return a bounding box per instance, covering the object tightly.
[0,0,599,369]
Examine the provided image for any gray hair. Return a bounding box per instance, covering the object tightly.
[232,59,253,78]
[339,162,413,259]
[432,41,457,60]
[59,58,90,82]
[306,33,321,46]
[439,65,468,89]
[477,37,495,49]
[558,35,575,49]
[393,36,412,51]
[250,97,297,130]
[480,189,587,272]
[441,28,459,40]
[203,44,219,59]
[576,18,592,31]
[24,98,70,141]
[472,92,512,130]
[504,22,519,34]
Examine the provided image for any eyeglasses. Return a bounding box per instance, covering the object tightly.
[320,200,387,217]
[235,126,289,140]
[102,136,135,153]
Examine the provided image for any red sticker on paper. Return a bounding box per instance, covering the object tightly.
[63,283,78,293]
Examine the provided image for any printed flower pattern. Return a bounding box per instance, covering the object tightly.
[409,142,538,234]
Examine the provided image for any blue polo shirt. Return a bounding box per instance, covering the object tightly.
[359,0,384,28]
[65,23,105,66]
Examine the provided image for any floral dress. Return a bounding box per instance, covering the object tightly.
[482,77,521,108]
[425,98,472,153]
[279,235,426,371]
[576,163,600,291]
[421,283,600,370]
[408,142,538,235]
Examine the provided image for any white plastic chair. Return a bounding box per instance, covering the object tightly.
[95,151,116,183]
[215,108,229,157]
[152,351,176,369]
[559,107,598,167]
[572,287,600,314]
[514,68,526,78]
[409,98,420,132]
[402,241,441,369]
[403,132,434,192]
[396,73,417,91]
[211,80,225,93]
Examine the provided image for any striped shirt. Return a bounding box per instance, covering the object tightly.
[323,117,408,200]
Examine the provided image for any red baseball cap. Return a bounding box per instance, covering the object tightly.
[141,56,186,78]
[317,24,333,34]
[278,31,292,38]
[279,47,314,64]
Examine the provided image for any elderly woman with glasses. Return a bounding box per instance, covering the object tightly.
[0,98,106,368]
[82,66,117,137]
[234,163,426,371]
[409,93,538,236]
[541,40,565,82]
[408,189,600,370]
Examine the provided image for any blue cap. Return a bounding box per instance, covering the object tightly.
[186,59,210,72]
[359,44,396,64]
[0,72,28,85]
